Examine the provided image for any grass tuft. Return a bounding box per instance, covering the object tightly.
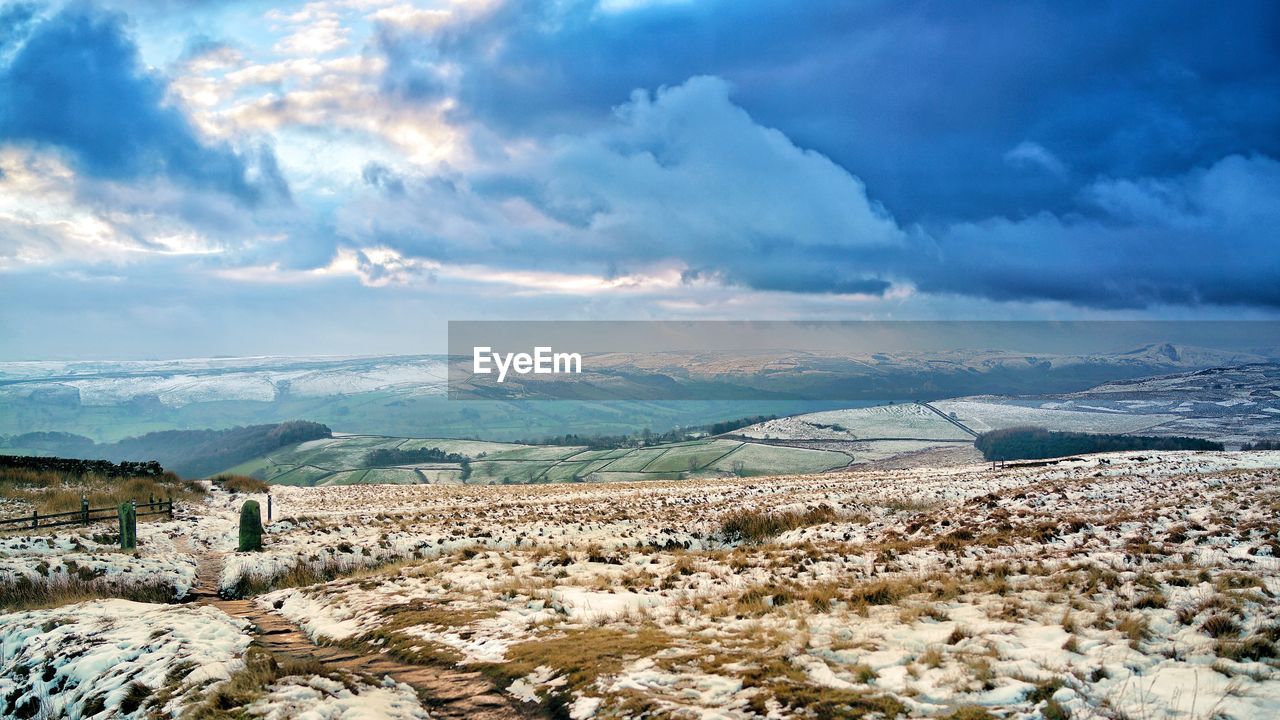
[212,474,271,494]
[0,574,179,611]
[720,505,838,543]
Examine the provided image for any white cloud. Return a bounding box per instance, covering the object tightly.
[266,1,361,56]
[0,149,228,269]
[370,5,453,32]
[337,75,907,295]
[1004,140,1068,178]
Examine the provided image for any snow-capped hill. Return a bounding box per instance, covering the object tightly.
[0,356,449,407]
[1114,342,1271,368]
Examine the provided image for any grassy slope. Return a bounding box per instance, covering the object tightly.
[222,434,851,487]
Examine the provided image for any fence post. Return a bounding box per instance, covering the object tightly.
[239,500,263,552]
[81,496,89,526]
[267,494,272,522]
[31,510,37,530]
[118,501,137,550]
[168,495,174,520]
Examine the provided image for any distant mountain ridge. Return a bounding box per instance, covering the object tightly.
[2,344,1273,408]
[936,362,1280,445]
[1,346,1276,443]
[457,344,1279,401]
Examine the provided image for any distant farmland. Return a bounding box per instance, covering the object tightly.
[220,434,852,486]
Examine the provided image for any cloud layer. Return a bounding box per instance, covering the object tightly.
[0,6,285,202]
[1,0,1278,357]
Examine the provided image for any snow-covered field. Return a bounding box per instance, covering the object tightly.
[0,520,198,601]
[734,365,1280,449]
[736,403,973,441]
[242,452,1279,719]
[933,399,1177,434]
[936,363,1280,444]
[3,451,1279,719]
[245,675,431,720]
[0,599,251,718]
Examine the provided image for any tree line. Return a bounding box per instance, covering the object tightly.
[974,426,1222,461]
[364,447,468,465]
[0,421,332,478]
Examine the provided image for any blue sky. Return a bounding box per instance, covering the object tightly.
[1,0,1278,358]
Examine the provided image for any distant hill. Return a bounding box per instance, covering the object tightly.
[220,434,851,487]
[935,363,1280,445]
[2,345,1276,443]
[0,421,331,478]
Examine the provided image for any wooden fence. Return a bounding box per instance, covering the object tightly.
[0,496,174,531]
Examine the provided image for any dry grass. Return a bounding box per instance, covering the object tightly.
[1201,613,1242,639]
[768,681,907,719]
[1215,634,1277,662]
[0,573,179,611]
[212,474,270,494]
[100,454,1278,718]
[941,707,997,720]
[0,467,205,520]
[225,552,416,599]
[1116,613,1150,649]
[477,626,673,714]
[720,504,838,543]
[185,647,330,719]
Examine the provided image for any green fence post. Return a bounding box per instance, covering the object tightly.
[118,502,137,550]
[239,500,263,552]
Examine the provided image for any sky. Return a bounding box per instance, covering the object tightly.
[1,0,1278,359]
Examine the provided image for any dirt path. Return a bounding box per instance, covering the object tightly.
[185,549,528,720]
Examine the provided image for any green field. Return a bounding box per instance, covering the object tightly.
[222,434,851,486]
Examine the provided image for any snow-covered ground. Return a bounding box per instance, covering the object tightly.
[736,403,973,441]
[936,363,1280,444]
[934,399,1178,434]
[0,518,198,601]
[229,451,1280,719]
[0,599,251,719]
[4,451,1279,718]
[733,364,1280,448]
[245,675,431,720]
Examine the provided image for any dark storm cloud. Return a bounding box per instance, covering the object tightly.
[912,154,1280,309]
[365,0,1280,309]
[0,5,282,203]
[376,0,1280,224]
[351,69,1280,309]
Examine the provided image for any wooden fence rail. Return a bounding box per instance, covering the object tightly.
[0,496,174,531]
